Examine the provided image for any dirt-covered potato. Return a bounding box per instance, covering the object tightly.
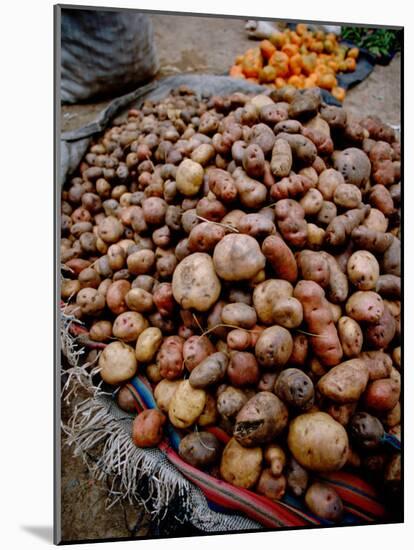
[274,368,314,411]
[255,326,293,369]
[347,250,380,291]
[217,386,248,418]
[220,437,263,489]
[338,317,363,357]
[132,409,166,448]
[262,235,298,283]
[98,215,124,243]
[76,287,106,316]
[154,379,180,412]
[183,335,216,372]
[172,252,221,311]
[256,470,286,501]
[234,392,288,447]
[176,158,204,196]
[221,302,257,329]
[317,359,369,403]
[98,341,137,384]
[213,233,265,281]
[345,291,384,323]
[112,311,148,342]
[89,319,112,342]
[179,431,221,467]
[168,380,206,429]
[333,183,362,209]
[288,412,349,472]
[333,147,371,187]
[286,457,309,497]
[305,482,343,522]
[157,335,184,380]
[189,352,228,388]
[135,327,162,363]
[270,138,292,177]
[227,351,260,387]
[349,412,384,450]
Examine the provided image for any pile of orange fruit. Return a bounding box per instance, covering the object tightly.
[229,23,359,102]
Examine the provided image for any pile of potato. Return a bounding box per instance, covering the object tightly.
[61,84,401,523]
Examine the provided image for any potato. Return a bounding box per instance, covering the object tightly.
[294,281,343,367]
[242,143,265,178]
[125,287,154,313]
[127,249,155,275]
[172,252,221,311]
[232,167,267,209]
[255,326,293,369]
[175,159,204,196]
[107,243,126,270]
[76,287,105,316]
[382,236,400,277]
[89,319,112,342]
[365,304,397,349]
[288,412,349,472]
[154,379,180,412]
[189,352,228,388]
[234,392,288,447]
[317,169,344,200]
[306,223,325,250]
[168,380,206,429]
[360,351,392,381]
[297,250,330,288]
[99,341,137,385]
[270,138,292,177]
[277,132,317,166]
[237,213,276,239]
[286,457,309,497]
[316,201,337,226]
[179,432,221,467]
[290,333,309,367]
[338,317,363,357]
[221,302,257,329]
[253,279,293,325]
[220,437,262,489]
[264,444,286,477]
[272,296,303,329]
[208,168,238,203]
[213,234,265,281]
[256,470,286,501]
[191,143,215,166]
[217,386,248,418]
[97,216,124,243]
[275,199,307,248]
[347,250,380,291]
[158,335,184,380]
[135,327,162,363]
[183,335,216,372]
[146,363,162,384]
[274,368,314,411]
[349,412,384,450]
[227,329,252,351]
[326,402,356,427]
[198,393,219,427]
[61,278,81,300]
[333,147,371,187]
[305,482,343,522]
[345,291,384,323]
[363,378,400,412]
[300,188,323,216]
[363,208,388,233]
[132,409,166,447]
[227,351,260,387]
[317,359,369,403]
[376,274,401,299]
[112,311,148,342]
[249,123,276,155]
[333,183,362,209]
[116,385,137,413]
[188,222,225,253]
[270,174,314,201]
[262,235,298,283]
[106,280,131,314]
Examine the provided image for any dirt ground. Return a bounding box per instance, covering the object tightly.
[59,14,401,543]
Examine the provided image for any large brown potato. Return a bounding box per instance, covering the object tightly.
[99,341,137,385]
[172,252,221,311]
[288,412,349,472]
[213,234,265,281]
[220,438,263,489]
[255,326,293,369]
[317,359,369,403]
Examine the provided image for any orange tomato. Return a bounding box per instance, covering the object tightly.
[229,65,245,78]
[260,39,276,61]
[327,59,339,72]
[269,51,290,77]
[309,40,324,54]
[282,43,300,57]
[270,31,287,48]
[288,74,305,89]
[302,53,318,75]
[275,77,287,89]
[323,39,335,53]
[289,53,303,76]
[296,23,308,36]
[345,57,357,71]
[241,48,263,78]
[290,32,302,45]
[259,65,277,83]
[332,86,346,102]
[347,47,359,59]
[315,30,325,41]
[304,75,318,88]
[316,72,337,90]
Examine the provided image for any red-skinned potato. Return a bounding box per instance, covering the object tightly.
[227,351,260,387]
[157,336,185,380]
[255,326,293,369]
[112,311,148,342]
[183,335,216,372]
[256,469,286,501]
[305,482,343,522]
[132,409,166,447]
[262,235,298,283]
[106,280,131,314]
